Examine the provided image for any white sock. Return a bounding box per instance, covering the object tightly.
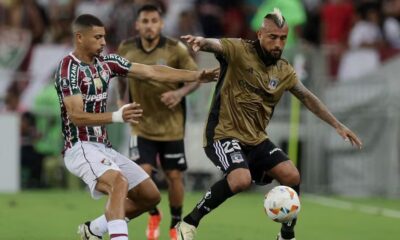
[90,215,108,237]
[108,219,128,240]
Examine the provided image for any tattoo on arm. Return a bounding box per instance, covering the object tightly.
[290,82,340,128]
[202,38,223,54]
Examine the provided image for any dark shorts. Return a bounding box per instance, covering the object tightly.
[129,135,187,171]
[204,138,289,185]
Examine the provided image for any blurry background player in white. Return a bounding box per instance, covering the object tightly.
[54,14,216,240]
[117,4,199,240]
[176,8,362,240]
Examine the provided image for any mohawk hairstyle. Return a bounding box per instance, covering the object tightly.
[72,14,104,33]
[264,8,286,28]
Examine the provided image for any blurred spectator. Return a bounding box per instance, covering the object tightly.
[251,0,306,50]
[171,9,203,38]
[20,111,44,188]
[338,1,383,81]
[195,0,225,37]
[7,0,46,44]
[222,0,247,38]
[320,0,355,78]
[108,0,138,48]
[302,0,322,45]
[382,0,400,49]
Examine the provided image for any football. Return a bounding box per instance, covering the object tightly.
[264,186,301,223]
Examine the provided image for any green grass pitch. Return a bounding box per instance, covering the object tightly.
[0,190,398,239]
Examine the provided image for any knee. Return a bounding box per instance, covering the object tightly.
[280,171,301,187]
[165,170,183,184]
[144,189,161,210]
[227,169,252,193]
[112,172,129,192]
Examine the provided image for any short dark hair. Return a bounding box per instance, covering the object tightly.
[137,4,162,17]
[264,8,286,28]
[72,14,104,32]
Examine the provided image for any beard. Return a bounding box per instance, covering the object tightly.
[264,49,282,65]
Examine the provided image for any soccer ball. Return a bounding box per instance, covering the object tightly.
[264,186,300,223]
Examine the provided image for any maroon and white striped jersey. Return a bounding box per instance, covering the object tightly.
[54,53,132,152]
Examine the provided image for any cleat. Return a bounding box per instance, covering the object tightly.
[169,227,177,240]
[146,213,161,240]
[276,233,295,240]
[176,221,196,240]
[78,222,102,240]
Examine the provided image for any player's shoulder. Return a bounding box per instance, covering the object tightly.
[102,53,130,65]
[164,36,180,46]
[57,54,80,75]
[119,37,137,48]
[276,58,293,70]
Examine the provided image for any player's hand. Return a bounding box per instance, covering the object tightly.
[112,102,143,124]
[122,102,142,124]
[160,90,183,109]
[181,35,204,52]
[336,124,363,149]
[197,68,219,83]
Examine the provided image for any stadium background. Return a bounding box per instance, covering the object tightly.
[0,0,399,239]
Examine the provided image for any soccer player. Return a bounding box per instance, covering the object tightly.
[117,5,199,240]
[54,14,215,240]
[176,8,363,240]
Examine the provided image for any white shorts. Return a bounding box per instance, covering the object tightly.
[64,141,149,199]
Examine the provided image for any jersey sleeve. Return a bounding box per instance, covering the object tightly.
[54,59,81,97]
[176,41,198,71]
[103,54,132,77]
[219,38,243,62]
[284,64,299,90]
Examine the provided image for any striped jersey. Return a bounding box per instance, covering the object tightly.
[54,53,131,152]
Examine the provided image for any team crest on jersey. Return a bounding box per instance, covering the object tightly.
[268,78,279,90]
[61,78,69,89]
[94,78,103,90]
[230,152,244,164]
[100,70,110,82]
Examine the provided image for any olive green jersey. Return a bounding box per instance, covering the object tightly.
[204,38,298,146]
[118,36,197,141]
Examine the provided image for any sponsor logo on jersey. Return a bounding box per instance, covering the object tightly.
[268,78,279,90]
[269,147,282,155]
[105,54,130,66]
[101,158,112,166]
[83,92,108,101]
[230,152,244,163]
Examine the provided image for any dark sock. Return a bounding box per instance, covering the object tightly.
[183,178,234,227]
[170,206,182,229]
[149,207,160,216]
[280,184,300,239]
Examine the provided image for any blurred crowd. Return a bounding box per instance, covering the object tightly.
[1,0,400,188]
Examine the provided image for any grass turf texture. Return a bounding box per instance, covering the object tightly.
[0,191,398,239]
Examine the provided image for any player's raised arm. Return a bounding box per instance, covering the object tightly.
[127,63,218,83]
[63,95,142,126]
[181,35,223,54]
[289,81,363,149]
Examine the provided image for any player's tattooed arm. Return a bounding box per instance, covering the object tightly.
[290,81,338,126]
[181,35,223,54]
[289,81,363,149]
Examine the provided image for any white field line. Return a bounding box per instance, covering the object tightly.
[304,195,400,219]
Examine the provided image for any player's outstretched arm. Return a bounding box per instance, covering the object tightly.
[181,35,223,54]
[128,63,218,83]
[63,95,142,126]
[289,81,363,149]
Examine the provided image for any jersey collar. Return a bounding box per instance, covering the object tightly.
[136,35,167,54]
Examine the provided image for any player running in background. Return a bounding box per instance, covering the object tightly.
[176,8,363,240]
[54,14,215,240]
[117,4,199,240]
